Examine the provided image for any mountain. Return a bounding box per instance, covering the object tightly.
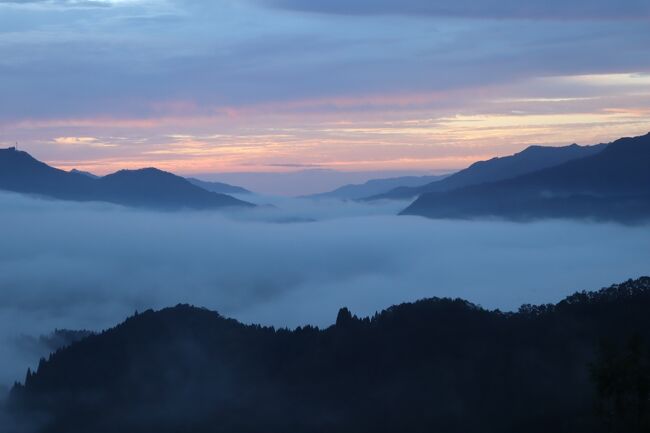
[403,133,650,222]
[0,148,254,210]
[63,170,252,197]
[186,177,251,195]
[369,142,607,200]
[7,277,650,433]
[69,169,99,179]
[96,168,254,210]
[194,169,443,196]
[0,147,97,200]
[304,174,446,200]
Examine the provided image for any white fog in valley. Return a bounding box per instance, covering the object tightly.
[0,191,649,388]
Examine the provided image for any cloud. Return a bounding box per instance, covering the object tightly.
[0,191,649,389]
[261,0,650,20]
[53,136,99,145]
[2,0,650,126]
[0,0,115,7]
[264,163,325,168]
[52,136,117,148]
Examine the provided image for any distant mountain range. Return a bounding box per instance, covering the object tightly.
[304,174,447,200]
[0,148,254,210]
[403,133,650,222]
[369,142,607,201]
[7,277,650,433]
[193,169,442,196]
[186,177,251,195]
[69,169,99,179]
[69,169,251,195]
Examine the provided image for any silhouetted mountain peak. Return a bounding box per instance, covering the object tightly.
[306,174,447,200]
[512,143,588,158]
[368,141,606,200]
[403,132,650,222]
[70,169,100,179]
[518,144,541,152]
[120,304,233,334]
[107,167,170,178]
[186,178,251,195]
[101,168,199,189]
[599,131,650,156]
[0,148,254,210]
[1,146,23,154]
[1,147,47,166]
[335,307,355,326]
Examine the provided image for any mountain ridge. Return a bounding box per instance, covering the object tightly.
[402,132,650,222]
[0,148,254,210]
[7,277,650,433]
[186,177,251,195]
[304,174,447,200]
[368,142,607,201]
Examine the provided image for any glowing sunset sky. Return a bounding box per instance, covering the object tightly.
[1,0,649,190]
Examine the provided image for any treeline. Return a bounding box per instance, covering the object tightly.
[7,277,650,433]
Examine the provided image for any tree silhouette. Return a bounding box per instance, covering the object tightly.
[591,336,650,433]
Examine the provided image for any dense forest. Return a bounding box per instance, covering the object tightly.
[6,278,650,433]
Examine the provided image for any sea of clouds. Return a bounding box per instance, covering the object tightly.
[0,191,649,387]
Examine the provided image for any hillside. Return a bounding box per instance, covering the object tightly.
[7,277,650,433]
[305,174,446,200]
[96,168,252,210]
[369,142,606,201]
[0,148,253,210]
[186,177,251,195]
[403,133,650,222]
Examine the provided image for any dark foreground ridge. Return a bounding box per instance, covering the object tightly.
[0,148,254,210]
[7,277,650,433]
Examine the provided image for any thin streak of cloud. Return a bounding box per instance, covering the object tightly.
[261,0,650,20]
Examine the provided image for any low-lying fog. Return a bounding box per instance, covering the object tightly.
[1,191,649,388]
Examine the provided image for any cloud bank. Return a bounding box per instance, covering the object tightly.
[262,0,650,19]
[0,191,649,388]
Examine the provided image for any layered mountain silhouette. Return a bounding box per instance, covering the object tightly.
[7,277,650,433]
[403,133,650,222]
[69,169,99,179]
[0,148,254,210]
[368,141,606,200]
[304,174,446,200]
[186,177,251,195]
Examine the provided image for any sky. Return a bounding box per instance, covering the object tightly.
[1,0,650,192]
